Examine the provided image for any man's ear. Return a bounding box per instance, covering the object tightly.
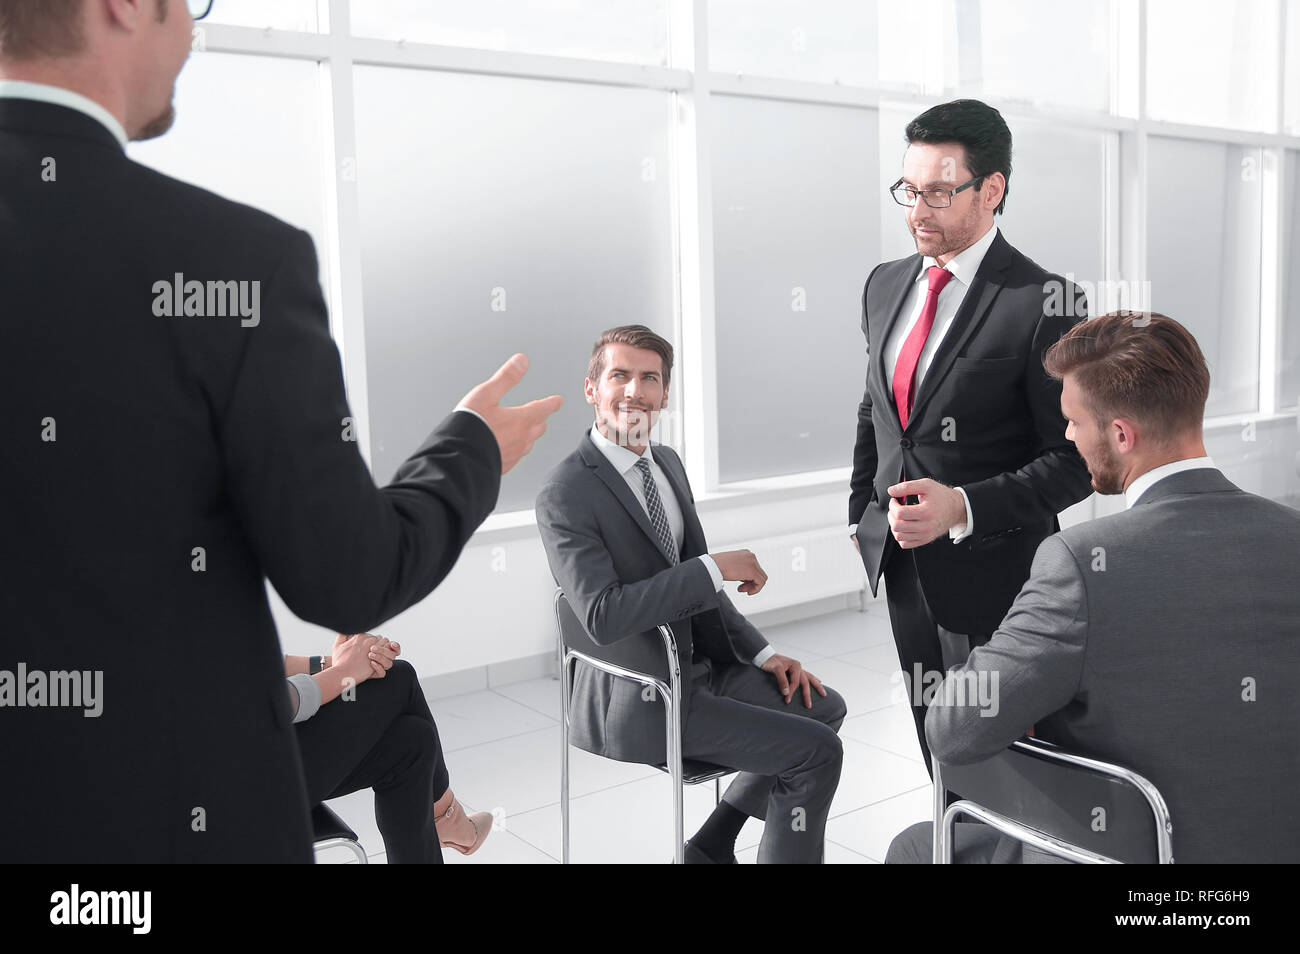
[583,378,596,406]
[1112,417,1140,454]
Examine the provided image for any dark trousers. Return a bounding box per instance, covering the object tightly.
[883,549,984,778]
[295,659,450,864]
[682,658,847,863]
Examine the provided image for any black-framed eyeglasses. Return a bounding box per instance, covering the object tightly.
[889,175,985,209]
[187,0,214,21]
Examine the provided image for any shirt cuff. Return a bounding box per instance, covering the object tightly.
[287,673,322,724]
[698,554,724,591]
[752,645,776,668]
[949,486,973,543]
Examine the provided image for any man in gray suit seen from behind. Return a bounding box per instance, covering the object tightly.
[536,325,846,864]
[888,311,1300,863]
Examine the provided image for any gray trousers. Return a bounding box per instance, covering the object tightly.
[681,657,846,863]
[886,821,1074,864]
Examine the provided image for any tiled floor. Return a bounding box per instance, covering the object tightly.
[318,604,933,864]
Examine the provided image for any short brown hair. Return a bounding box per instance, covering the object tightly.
[0,0,87,60]
[586,325,674,391]
[1043,311,1210,444]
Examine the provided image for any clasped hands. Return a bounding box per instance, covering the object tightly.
[330,632,401,686]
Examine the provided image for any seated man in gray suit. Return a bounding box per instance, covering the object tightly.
[887,311,1300,863]
[536,325,847,864]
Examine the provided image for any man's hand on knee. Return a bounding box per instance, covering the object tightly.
[761,654,827,708]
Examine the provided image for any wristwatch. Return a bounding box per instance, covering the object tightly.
[309,655,322,675]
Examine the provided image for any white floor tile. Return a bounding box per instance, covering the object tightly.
[441,725,658,819]
[840,701,924,762]
[803,657,898,717]
[764,611,891,658]
[825,785,934,863]
[829,738,931,818]
[492,676,562,721]
[838,642,905,676]
[507,773,720,863]
[427,688,556,752]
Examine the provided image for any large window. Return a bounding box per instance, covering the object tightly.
[152,0,1298,512]
[710,96,879,481]
[352,67,674,509]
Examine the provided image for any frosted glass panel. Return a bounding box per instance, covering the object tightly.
[953,0,1112,113]
[1146,137,1261,417]
[1288,0,1300,135]
[351,1,668,65]
[712,96,879,481]
[996,122,1107,299]
[353,67,673,511]
[1281,152,1300,409]
[709,0,890,88]
[204,0,320,32]
[128,52,329,281]
[1147,0,1278,131]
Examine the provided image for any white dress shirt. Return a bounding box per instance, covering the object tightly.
[588,425,773,668]
[1124,456,1217,509]
[852,223,999,543]
[0,80,128,148]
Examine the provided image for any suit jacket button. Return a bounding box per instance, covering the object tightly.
[899,437,913,449]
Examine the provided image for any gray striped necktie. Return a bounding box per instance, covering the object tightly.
[635,458,678,565]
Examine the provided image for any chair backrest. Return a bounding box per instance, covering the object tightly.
[938,738,1172,863]
[553,588,676,679]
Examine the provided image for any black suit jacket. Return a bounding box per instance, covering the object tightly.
[849,231,1093,638]
[0,99,501,861]
[535,431,767,763]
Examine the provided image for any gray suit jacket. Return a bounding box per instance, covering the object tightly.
[926,468,1300,863]
[536,430,768,763]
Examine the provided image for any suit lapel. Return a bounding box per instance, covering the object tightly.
[905,233,1013,429]
[577,431,678,565]
[875,256,924,393]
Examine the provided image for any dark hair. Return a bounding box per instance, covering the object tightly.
[587,325,674,391]
[1043,312,1210,444]
[0,0,87,59]
[905,99,1012,215]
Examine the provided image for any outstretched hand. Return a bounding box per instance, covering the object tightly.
[458,354,563,475]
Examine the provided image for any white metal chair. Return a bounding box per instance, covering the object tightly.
[932,736,1174,863]
[554,589,730,864]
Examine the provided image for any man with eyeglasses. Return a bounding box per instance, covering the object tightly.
[0,0,559,862]
[848,99,1092,774]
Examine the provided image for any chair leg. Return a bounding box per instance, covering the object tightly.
[932,764,946,864]
[560,655,572,865]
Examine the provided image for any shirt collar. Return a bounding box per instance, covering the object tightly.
[1125,456,1217,508]
[589,423,654,476]
[0,80,128,149]
[916,222,999,288]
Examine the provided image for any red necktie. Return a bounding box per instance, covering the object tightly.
[893,266,953,430]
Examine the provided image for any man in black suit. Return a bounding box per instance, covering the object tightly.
[849,99,1093,772]
[0,0,559,861]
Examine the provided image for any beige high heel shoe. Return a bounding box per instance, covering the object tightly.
[435,796,494,855]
